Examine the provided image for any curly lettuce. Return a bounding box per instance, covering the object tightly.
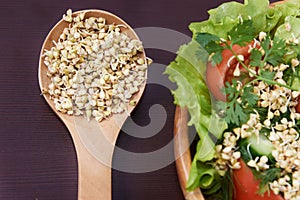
[189,0,299,39]
[165,40,227,192]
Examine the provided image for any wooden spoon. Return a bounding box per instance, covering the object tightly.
[38,9,147,200]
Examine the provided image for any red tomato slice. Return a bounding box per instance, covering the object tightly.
[233,159,284,200]
[206,41,257,101]
[296,99,300,113]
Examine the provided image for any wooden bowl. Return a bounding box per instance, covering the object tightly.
[173,1,286,199]
[174,106,204,200]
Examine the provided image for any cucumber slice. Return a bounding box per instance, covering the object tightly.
[245,133,273,156]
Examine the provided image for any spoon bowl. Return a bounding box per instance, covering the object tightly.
[38,9,147,200]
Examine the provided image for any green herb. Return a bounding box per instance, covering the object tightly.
[249,36,291,88]
[239,144,254,163]
[195,20,256,65]
[221,171,234,200]
[227,20,255,46]
[242,85,258,107]
[223,81,248,125]
[249,48,263,67]
[195,33,221,49]
[195,33,225,65]
[202,170,234,200]
[259,70,276,81]
[261,36,288,66]
[284,66,300,89]
[216,88,258,128]
[254,168,282,194]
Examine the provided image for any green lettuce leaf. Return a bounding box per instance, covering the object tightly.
[189,0,285,39]
[164,40,211,137]
[165,40,228,193]
[186,159,221,192]
[274,0,300,23]
[275,16,300,64]
[275,16,300,42]
[165,40,227,160]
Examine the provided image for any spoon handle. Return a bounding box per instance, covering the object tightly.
[67,122,113,200]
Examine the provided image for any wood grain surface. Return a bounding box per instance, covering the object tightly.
[0,0,277,199]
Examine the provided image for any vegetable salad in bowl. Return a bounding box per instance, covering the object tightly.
[165,0,300,199]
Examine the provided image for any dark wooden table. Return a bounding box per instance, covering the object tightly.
[0,0,278,199]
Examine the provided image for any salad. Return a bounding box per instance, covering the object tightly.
[165,0,300,199]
